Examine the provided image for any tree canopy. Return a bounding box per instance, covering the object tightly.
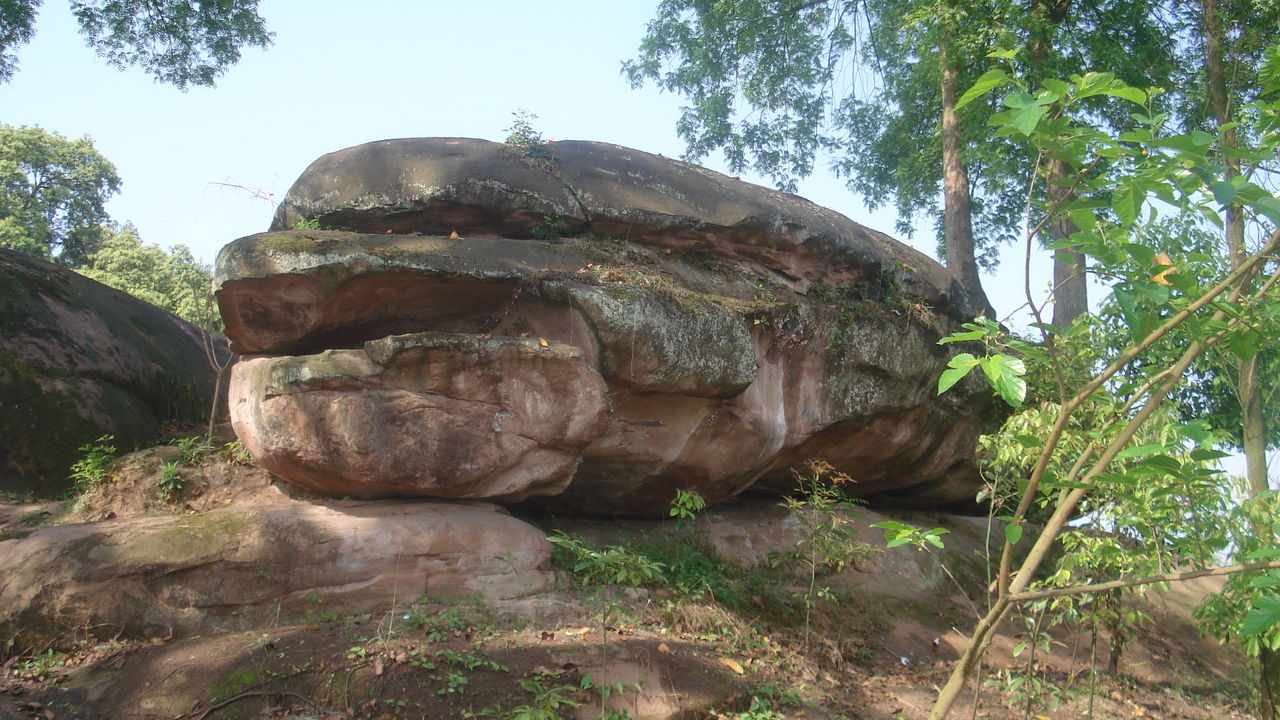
[0,0,272,88]
[0,124,119,266]
[77,224,217,329]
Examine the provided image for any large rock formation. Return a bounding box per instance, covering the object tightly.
[218,138,998,516]
[0,499,550,649]
[0,249,225,496]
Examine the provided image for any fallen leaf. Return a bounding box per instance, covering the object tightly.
[657,643,671,654]
[449,231,461,239]
[538,337,549,348]
[718,657,745,675]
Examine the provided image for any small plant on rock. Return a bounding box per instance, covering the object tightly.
[669,488,706,528]
[156,460,184,500]
[68,434,118,491]
[172,435,214,466]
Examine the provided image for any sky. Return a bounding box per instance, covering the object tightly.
[0,0,1051,320]
[2,1,1268,481]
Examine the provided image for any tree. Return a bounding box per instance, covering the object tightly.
[0,124,120,266]
[626,0,1003,314]
[77,224,218,329]
[0,0,272,88]
[626,0,1178,322]
[923,57,1280,720]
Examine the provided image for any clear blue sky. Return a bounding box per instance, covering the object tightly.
[0,0,1049,321]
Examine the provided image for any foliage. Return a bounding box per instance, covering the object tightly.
[625,0,1178,275]
[548,529,785,614]
[668,488,706,528]
[156,460,184,500]
[936,317,1027,406]
[172,435,215,466]
[68,434,117,490]
[78,224,219,329]
[221,440,253,466]
[775,460,877,642]
[921,47,1280,719]
[0,124,120,266]
[0,0,272,88]
[503,110,553,166]
[547,531,667,587]
[870,521,950,550]
[1196,491,1280,656]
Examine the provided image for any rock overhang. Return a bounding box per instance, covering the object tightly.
[218,137,1001,516]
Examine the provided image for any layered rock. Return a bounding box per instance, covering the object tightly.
[0,500,551,649]
[218,138,998,515]
[0,249,226,496]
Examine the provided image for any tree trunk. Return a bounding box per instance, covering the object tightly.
[1201,1,1277,716]
[1047,157,1087,329]
[1027,0,1086,330]
[939,42,992,316]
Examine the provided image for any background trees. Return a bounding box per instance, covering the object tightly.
[0,124,119,266]
[0,123,216,328]
[0,0,271,88]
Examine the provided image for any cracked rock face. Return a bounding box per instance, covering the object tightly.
[219,138,999,516]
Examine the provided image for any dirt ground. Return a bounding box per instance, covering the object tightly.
[0,436,1257,720]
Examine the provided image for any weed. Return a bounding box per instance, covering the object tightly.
[403,602,495,642]
[222,439,253,466]
[438,670,470,695]
[503,109,555,168]
[548,531,666,587]
[292,216,323,230]
[172,435,214,466]
[774,460,877,644]
[669,488,706,528]
[531,215,565,241]
[433,647,508,673]
[13,649,65,681]
[346,645,370,661]
[465,672,585,719]
[156,460,184,500]
[68,434,117,491]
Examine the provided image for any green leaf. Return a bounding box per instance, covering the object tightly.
[1112,178,1143,226]
[1249,573,1280,589]
[1116,443,1166,460]
[938,329,985,344]
[937,353,979,395]
[1210,181,1236,206]
[1104,85,1147,104]
[1243,597,1280,636]
[1005,523,1023,545]
[957,69,1010,110]
[981,354,1027,407]
[1188,448,1230,462]
[1010,102,1049,136]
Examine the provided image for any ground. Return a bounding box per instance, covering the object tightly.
[0,433,1256,720]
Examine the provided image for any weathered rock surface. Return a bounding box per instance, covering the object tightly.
[0,249,226,496]
[0,499,551,649]
[218,138,999,515]
[231,333,609,500]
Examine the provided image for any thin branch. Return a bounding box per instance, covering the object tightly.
[1011,558,1280,601]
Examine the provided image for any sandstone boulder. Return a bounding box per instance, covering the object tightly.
[218,138,999,515]
[0,249,226,496]
[0,499,551,650]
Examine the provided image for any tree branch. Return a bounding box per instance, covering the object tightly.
[1011,558,1280,602]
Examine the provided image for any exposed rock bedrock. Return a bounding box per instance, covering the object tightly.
[218,138,999,515]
